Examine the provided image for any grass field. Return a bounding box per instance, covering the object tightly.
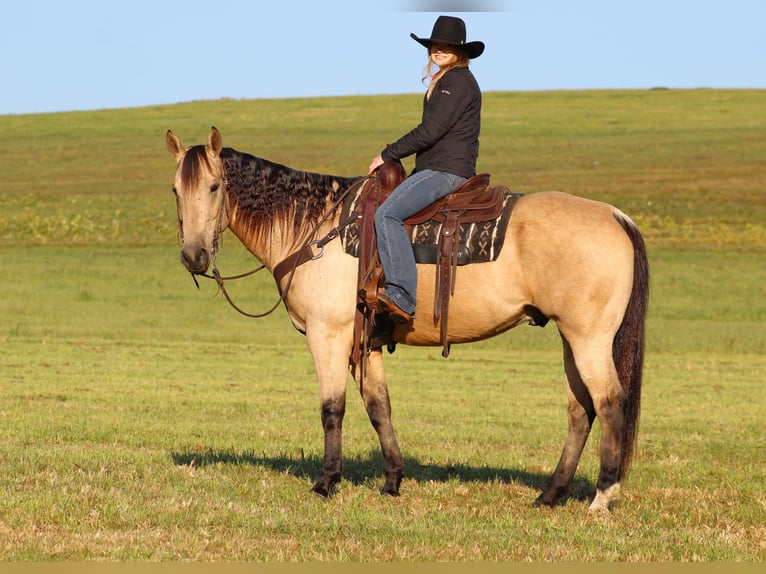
[0,90,764,561]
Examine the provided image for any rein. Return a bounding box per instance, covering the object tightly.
[192,175,369,319]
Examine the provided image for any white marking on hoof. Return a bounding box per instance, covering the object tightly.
[589,483,621,512]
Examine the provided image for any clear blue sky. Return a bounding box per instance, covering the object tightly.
[2,0,763,115]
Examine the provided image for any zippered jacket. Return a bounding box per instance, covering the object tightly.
[381,66,481,179]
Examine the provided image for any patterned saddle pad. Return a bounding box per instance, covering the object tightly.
[339,187,523,265]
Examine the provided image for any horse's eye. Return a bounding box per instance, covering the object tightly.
[172,186,178,196]
[211,182,220,193]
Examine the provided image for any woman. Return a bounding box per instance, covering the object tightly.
[369,15,485,324]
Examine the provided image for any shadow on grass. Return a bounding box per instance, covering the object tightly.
[170,447,594,503]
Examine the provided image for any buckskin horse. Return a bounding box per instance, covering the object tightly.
[165,126,648,511]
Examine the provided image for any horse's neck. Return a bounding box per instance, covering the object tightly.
[221,148,355,269]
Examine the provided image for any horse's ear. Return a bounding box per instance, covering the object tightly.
[166,130,185,161]
[207,126,223,158]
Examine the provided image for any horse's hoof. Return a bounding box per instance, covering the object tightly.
[379,487,401,498]
[311,486,331,499]
[588,483,620,512]
[533,495,555,508]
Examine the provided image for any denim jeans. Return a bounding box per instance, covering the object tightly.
[374,169,467,316]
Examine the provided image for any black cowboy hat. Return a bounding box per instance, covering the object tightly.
[410,15,485,59]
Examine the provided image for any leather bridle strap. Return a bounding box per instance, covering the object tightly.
[271,210,357,294]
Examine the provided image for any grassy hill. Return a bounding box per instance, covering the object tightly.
[1,89,764,251]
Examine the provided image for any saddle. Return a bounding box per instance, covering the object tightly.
[353,161,509,364]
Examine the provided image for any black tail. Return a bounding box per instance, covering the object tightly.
[612,214,649,481]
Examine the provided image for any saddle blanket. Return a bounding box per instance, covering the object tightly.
[339,187,523,266]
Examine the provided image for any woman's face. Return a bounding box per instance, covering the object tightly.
[429,42,458,69]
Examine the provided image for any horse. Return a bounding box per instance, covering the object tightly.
[165,126,648,512]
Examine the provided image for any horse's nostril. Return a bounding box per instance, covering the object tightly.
[180,246,209,273]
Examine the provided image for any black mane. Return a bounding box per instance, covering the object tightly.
[220,147,360,240]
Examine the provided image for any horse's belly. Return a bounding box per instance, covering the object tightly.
[397,314,527,346]
[395,266,529,346]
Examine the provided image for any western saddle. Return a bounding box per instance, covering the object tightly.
[353,161,507,364]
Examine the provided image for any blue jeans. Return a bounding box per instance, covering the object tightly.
[374,169,466,316]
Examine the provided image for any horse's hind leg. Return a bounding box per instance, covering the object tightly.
[536,334,595,507]
[589,386,626,512]
[562,334,626,512]
[352,350,405,496]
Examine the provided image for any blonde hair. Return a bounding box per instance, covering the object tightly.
[423,47,470,100]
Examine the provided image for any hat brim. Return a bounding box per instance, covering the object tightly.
[410,32,485,59]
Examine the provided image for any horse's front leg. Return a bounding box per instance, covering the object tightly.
[352,349,404,496]
[313,392,345,498]
[306,324,352,498]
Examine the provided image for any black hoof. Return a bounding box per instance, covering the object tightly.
[311,485,331,499]
[533,495,556,508]
[311,472,341,499]
[380,487,401,498]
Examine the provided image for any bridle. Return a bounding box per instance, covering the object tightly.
[188,174,368,319]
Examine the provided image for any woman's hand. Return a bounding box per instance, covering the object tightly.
[368,154,385,174]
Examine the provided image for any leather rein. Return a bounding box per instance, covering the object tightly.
[190,175,368,319]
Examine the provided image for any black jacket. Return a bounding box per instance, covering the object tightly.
[381,66,481,179]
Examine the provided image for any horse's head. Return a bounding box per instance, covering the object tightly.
[166,127,229,275]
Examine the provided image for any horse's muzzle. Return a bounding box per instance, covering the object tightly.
[180,245,210,274]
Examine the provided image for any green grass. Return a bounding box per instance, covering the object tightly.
[1,247,763,560]
[0,90,765,560]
